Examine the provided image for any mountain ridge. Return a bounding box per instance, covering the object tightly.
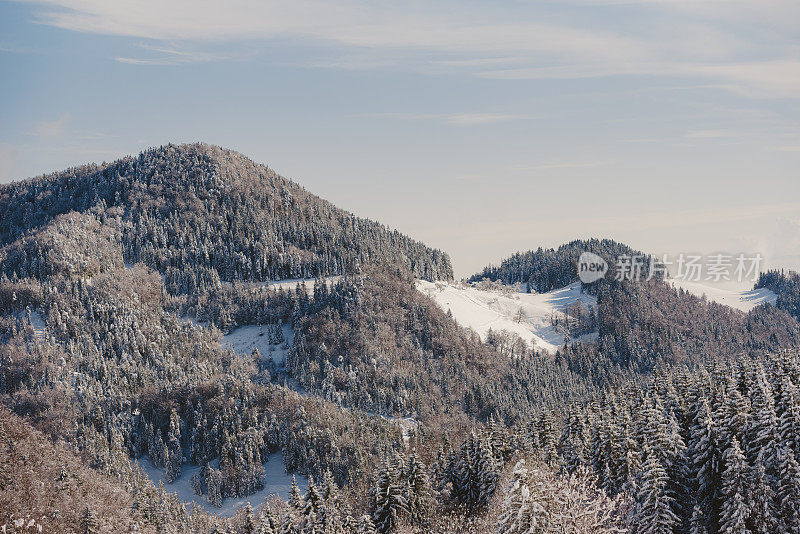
[0,142,452,284]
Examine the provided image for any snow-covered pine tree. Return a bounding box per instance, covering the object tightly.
[495,460,546,534]
[632,450,679,534]
[166,408,182,483]
[719,438,750,534]
[475,438,501,511]
[746,366,780,475]
[689,396,719,533]
[301,475,324,533]
[357,514,377,534]
[242,503,257,534]
[206,466,223,508]
[776,446,800,532]
[777,377,800,458]
[80,505,100,534]
[371,461,408,534]
[404,453,432,525]
[288,475,303,512]
[747,458,778,534]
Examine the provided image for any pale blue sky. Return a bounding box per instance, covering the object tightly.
[1,0,799,277]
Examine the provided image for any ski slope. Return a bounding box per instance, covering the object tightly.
[416,280,597,353]
[668,279,776,312]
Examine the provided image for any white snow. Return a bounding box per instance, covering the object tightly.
[416,280,598,353]
[668,279,777,313]
[269,277,341,294]
[28,311,46,340]
[221,324,307,394]
[391,416,419,446]
[221,277,342,295]
[179,314,200,327]
[358,411,419,447]
[222,324,293,366]
[136,452,307,516]
[15,310,46,341]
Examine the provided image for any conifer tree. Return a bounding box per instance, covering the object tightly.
[719,439,750,534]
[776,446,800,532]
[357,515,377,534]
[495,460,545,534]
[243,503,257,534]
[404,453,432,525]
[689,397,719,533]
[632,451,678,534]
[166,408,182,483]
[371,462,407,534]
[747,459,777,534]
[288,475,303,512]
[80,505,100,534]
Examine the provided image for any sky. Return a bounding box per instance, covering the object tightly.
[1,0,799,279]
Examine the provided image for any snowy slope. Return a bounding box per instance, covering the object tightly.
[222,323,293,365]
[415,280,597,353]
[137,452,307,516]
[668,279,776,313]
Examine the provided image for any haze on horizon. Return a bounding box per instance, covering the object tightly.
[1,0,798,278]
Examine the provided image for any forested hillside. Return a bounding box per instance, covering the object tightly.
[756,269,800,322]
[0,143,452,286]
[4,147,800,533]
[469,239,648,292]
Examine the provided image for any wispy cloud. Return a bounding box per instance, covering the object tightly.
[769,143,800,152]
[33,113,70,137]
[115,43,240,66]
[685,129,739,139]
[0,43,35,53]
[365,112,532,125]
[15,0,800,98]
[511,161,610,171]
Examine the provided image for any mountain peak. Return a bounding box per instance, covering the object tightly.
[0,144,453,283]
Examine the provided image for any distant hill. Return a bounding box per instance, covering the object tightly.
[469,241,800,377]
[0,143,452,288]
[469,238,649,292]
[756,269,800,321]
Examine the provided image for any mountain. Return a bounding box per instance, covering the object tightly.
[470,241,800,376]
[4,148,800,533]
[756,268,800,321]
[0,143,452,287]
[469,238,649,292]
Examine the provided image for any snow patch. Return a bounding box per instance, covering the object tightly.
[269,277,341,294]
[669,279,777,313]
[222,324,294,366]
[221,276,342,295]
[15,309,46,340]
[416,280,598,354]
[391,416,419,446]
[28,311,46,340]
[136,452,307,516]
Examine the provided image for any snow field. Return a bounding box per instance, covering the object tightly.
[668,279,776,312]
[415,280,598,353]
